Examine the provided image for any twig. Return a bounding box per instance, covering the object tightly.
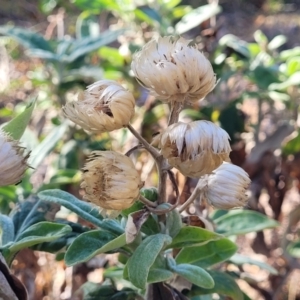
[179,187,202,213]
[127,124,160,159]
[139,194,157,208]
[125,144,144,157]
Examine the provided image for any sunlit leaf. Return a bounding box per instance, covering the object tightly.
[175,4,221,34]
[213,210,279,236]
[2,99,36,140]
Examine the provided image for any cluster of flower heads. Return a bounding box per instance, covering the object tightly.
[63,35,250,212]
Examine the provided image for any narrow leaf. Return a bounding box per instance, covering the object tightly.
[38,189,123,235]
[0,26,53,52]
[176,238,237,267]
[167,226,222,249]
[29,122,68,168]
[175,4,221,34]
[229,254,278,275]
[127,234,172,289]
[214,210,279,236]
[67,29,125,62]
[2,99,36,140]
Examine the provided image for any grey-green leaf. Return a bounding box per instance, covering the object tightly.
[38,189,123,235]
[167,226,222,249]
[188,270,243,300]
[65,231,126,266]
[287,240,300,258]
[0,214,14,246]
[29,122,68,169]
[214,210,279,236]
[169,263,214,289]
[127,234,172,289]
[2,99,36,140]
[176,237,237,267]
[166,206,182,238]
[229,253,278,275]
[6,222,71,263]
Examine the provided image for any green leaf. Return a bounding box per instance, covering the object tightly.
[187,270,243,300]
[11,195,60,237]
[38,189,123,235]
[286,57,300,76]
[176,238,237,267]
[254,30,268,45]
[219,34,250,58]
[287,240,300,258]
[268,35,286,50]
[175,4,221,34]
[169,262,214,289]
[29,122,68,169]
[252,66,279,90]
[280,47,300,60]
[167,226,222,249]
[166,207,182,238]
[269,72,300,90]
[67,29,125,62]
[127,234,172,289]
[5,222,71,263]
[0,26,53,52]
[65,231,126,266]
[2,99,36,140]
[282,129,300,156]
[140,187,158,202]
[229,254,278,274]
[0,214,14,246]
[214,210,279,236]
[147,269,174,284]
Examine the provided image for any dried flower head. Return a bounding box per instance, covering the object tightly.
[0,130,30,186]
[63,80,135,133]
[155,121,231,177]
[131,36,216,103]
[200,162,251,209]
[81,151,142,211]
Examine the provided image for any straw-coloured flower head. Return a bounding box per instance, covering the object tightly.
[63,80,135,133]
[0,130,30,187]
[201,162,251,209]
[81,151,142,210]
[155,121,231,177]
[131,36,216,103]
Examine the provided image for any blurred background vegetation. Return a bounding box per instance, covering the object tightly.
[1,0,300,299]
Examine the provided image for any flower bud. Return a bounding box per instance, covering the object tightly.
[200,162,251,209]
[63,80,135,133]
[81,151,142,211]
[155,121,231,177]
[131,36,216,103]
[0,130,29,186]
